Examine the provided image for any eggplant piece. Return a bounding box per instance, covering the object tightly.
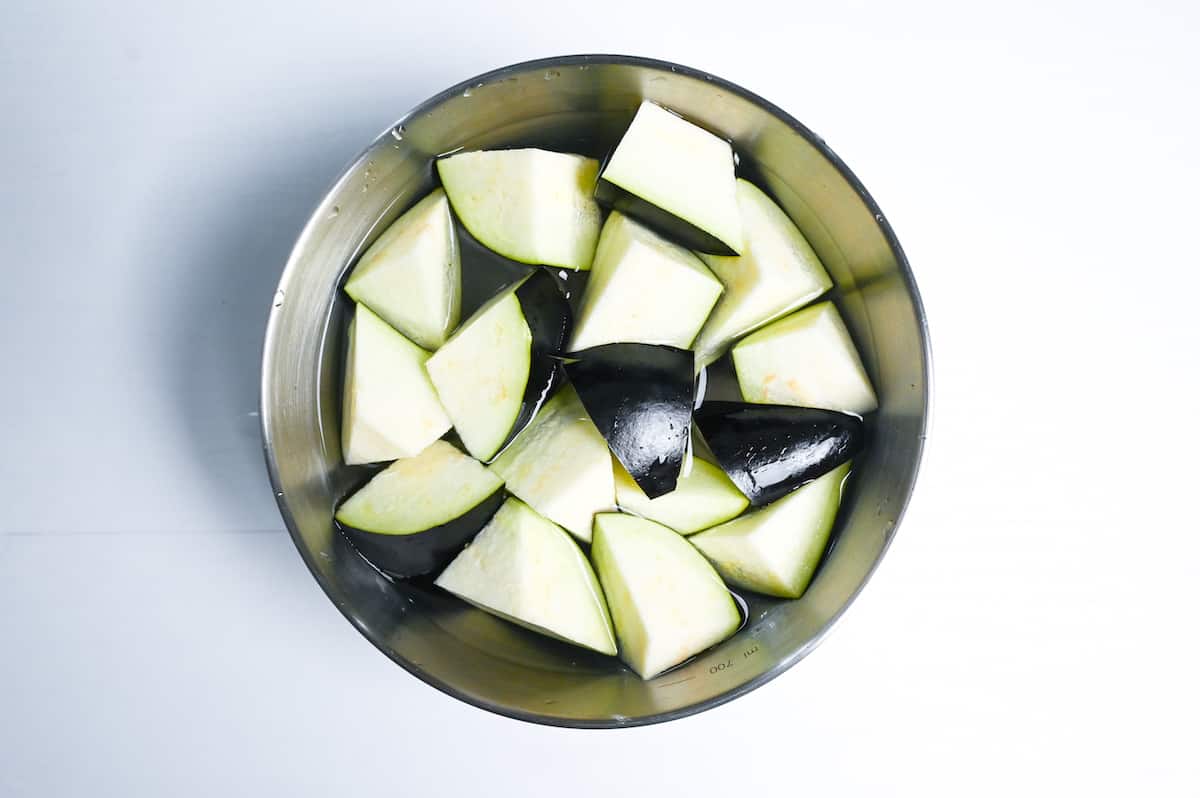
[341,303,451,465]
[732,301,878,415]
[565,343,694,499]
[437,148,602,271]
[596,101,742,255]
[487,384,615,542]
[694,401,863,507]
[335,441,505,577]
[591,513,740,679]
[613,456,748,536]
[594,181,737,257]
[435,497,617,655]
[456,220,538,320]
[343,188,460,350]
[549,266,590,318]
[427,269,571,462]
[691,462,850,598]
[692,179,832,368]
[567,212,723,352]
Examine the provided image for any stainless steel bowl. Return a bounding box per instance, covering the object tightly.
[260,54,931,728]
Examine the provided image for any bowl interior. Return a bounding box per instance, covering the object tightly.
[261,56,929,727]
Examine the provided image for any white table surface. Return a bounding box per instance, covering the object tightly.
[4,1,1198,795]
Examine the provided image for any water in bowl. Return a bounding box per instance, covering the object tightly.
[322,110,857,678]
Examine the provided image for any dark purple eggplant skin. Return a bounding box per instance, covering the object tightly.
[593,177,738,256]
[337,486,505,578]
[695,402,864,507]
[490,269,573,461]
[456,220,535,319]
[565,343,694,499]
[549,267,589,318]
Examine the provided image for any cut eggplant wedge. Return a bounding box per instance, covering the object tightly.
[614,456,748,536]
[695,401,863,507]
[591,513,740,679]
[691,463,850,598]
[488,384,615,541]
[341,303,451,465]
[437,148,601,270]
[567,212,723,351]
[732,301,878,415]
[335,440,504,577]
[564,343,694,499]
[435,497,617,655]
[426,269,570,462]
[692,179,833,368]
[596,101,742,255]
[343,189,460,350]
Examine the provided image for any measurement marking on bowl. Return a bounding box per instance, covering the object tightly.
[707,644,760,674]
[657,675,694,688]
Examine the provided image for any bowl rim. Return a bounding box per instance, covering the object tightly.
[260,53,932,729]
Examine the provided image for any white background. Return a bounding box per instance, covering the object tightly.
[3,0,1198,795]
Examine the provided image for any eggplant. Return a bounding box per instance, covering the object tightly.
[594,181,738,257]
[591,513,740,679]
[595,101,742,256]
[613,455,748,536]
[341,303,451,465]
[437,148,602,271]
[487,384,615,542]
[691,462,850,598]
[567,211,724,352]
[694,401,863,507]
[435,497,618,655]
[343,188,460,350]
[732,300,879,415]
[692,179,832,368]
[335,441,505,578]
[564,343,694,499]
[427,269,571,462]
